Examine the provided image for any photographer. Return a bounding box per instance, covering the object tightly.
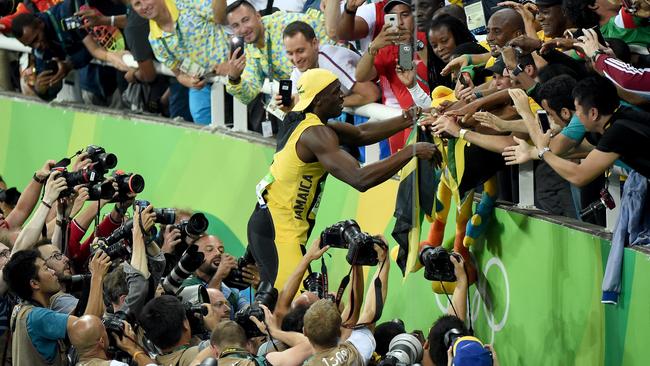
[0,159,56,233]
[3,249,111,365]
[138,295,219,365]
[66,183,135,270]
[301,242,389,366]
[69,315,155,366]
[209,318,312,366]
[103,205,165,317]
[181,235,258,318]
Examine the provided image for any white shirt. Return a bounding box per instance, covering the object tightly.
[340,1,378,52]
[291,44,361,95]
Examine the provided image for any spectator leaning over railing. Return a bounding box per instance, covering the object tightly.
[278,20,380,111]
[355,0,432,153]
[224,0,333,106]
[130,0,230,124]
[10,0,130,101]
[578,28,650,99]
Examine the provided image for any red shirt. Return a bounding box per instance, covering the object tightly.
[0,0,60,33]
[68,214,122,268]
[373,32,430,109]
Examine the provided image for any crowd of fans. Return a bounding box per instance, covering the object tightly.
[1,0,650,364]
[0,0,647,223]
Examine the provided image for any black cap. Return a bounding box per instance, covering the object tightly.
[384,0,411,13]
[487,56,506,75]
[535,0,563,6]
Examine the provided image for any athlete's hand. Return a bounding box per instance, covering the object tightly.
[414,142,442,168]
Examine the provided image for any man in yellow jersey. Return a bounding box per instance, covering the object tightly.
[247,68,441,288]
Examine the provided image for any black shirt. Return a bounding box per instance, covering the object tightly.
[124,8,154,63]
[596,107,650,179]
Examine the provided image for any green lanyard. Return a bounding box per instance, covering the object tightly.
[159,21,184,63]
[45,11,67,50]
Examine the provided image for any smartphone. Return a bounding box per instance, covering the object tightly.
[537,110,551,133]
[398,43,414,71]
[61,16,82,31]
[43,59,59,74]
[230,36,244,58]
[384,14,398,28]
[279,79,292,106]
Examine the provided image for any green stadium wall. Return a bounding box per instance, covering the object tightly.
[0,96,648,365]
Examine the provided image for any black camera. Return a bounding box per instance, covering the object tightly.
[85,145,117,174]
[183,301,209,336]
[59,273,91,293]
[223,249,255,290]
[174,213,208,238]
[102,311,133,362]
[580,187,616,219]
[320,219,384,266]
[111,171,145,202]
[162,244,205,295]
[87,181,116,201]
[61,15,83,31]
[102,219,135,247]
[134,200,177,225]
[419,246,461,283]
[303,272,326,299]
[91,238,131,262]
[234,281,278,338]
[51,166,105,198]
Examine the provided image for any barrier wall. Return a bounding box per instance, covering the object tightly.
[0,96,648,365]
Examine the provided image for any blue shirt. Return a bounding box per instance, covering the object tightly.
[26,307,69,363]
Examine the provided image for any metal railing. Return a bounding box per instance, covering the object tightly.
[0,34,622,231]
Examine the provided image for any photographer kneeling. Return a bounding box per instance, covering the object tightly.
[69,314,155,366]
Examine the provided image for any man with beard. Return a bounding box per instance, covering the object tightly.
[36,242,79,314]
[180,235,259,318]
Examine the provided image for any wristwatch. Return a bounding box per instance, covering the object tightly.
[512,64,525,77]
[538,147,551,161]
[367,42,378,56]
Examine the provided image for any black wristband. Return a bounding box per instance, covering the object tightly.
[344,3,357,15]
[33,173,46,184]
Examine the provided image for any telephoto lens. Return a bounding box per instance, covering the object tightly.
[162,245,205,295]
[378,333,424,366]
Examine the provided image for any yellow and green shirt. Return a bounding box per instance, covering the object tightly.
[227,9,333,104]
[148,0,229,70]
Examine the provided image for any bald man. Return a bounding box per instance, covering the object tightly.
[70,315,155,366]
[206,288,231,323]
[180,235,259,319]
[486,8,525,57]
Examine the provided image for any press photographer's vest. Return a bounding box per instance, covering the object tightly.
[259,113,328,245]
[303,342,363,366]
[10,303,66,366]
[218,348,267,366]
[155,345,199,366]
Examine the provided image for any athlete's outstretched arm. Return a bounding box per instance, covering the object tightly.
[301,126,440,192]
[328,112,416,147]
